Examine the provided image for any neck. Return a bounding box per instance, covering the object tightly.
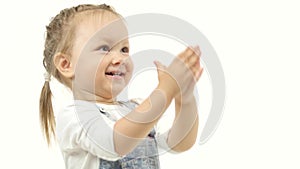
[72,88,117,105]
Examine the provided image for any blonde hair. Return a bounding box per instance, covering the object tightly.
[39,4,120,145]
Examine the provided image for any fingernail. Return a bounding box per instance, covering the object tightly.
[192,45,199,55]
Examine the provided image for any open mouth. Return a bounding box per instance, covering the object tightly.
[105,71,125,77]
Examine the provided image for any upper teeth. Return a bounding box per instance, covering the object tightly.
[114,72,122,75]
[106,72,123,76]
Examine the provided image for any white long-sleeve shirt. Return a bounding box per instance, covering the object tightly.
[56,100,171,169]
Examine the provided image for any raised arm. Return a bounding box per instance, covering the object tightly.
[168,94,199,152]
[113,46,201,155]
[163,46,203,152]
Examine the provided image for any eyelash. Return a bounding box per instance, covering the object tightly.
[98,45,129,54]
[98,45,110,52]
[121,47,129,53]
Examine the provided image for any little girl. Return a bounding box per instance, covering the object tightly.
[40,4,203,169]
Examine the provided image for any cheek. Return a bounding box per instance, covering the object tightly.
[127,58,134,73]
[75,53,107,87]
[95,59,109,80]
[74,63,100,93]
[126,60,134,81]
[125,72,133,84]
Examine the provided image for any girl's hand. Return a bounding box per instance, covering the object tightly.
[155,46,203,99]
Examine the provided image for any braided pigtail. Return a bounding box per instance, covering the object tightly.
[39,73,55,145]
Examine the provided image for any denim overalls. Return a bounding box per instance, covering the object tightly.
[98,102,161,169]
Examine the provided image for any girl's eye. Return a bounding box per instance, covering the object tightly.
[99,45,110,52]
[121,47,129,53]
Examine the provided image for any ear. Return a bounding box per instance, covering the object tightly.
[53,53,74,79]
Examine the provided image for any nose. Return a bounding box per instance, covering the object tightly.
[111,52,128,65]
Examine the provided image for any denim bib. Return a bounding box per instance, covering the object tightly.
[98,102,160,169]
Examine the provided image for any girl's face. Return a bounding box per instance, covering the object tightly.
[71,12,133,103]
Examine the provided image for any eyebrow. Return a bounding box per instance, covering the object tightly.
[94,35,128,45]
[91,38,129,50]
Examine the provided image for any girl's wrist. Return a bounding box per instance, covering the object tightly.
[175,92,194,105]
[156,82,177,99]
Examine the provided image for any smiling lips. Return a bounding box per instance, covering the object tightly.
[105,71,125,76]
[105,70,126,79]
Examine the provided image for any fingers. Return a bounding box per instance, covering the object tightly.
[195,67,204,81]
[178,45,202,80]
[154,61,166,70]
[154,60,167,75]
[178,47,194,60]
[193,45,201,56]
[187,46,201,66]
[179,46,201,66]
[158,45,203,81]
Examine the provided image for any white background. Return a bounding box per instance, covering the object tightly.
[0,0,299,168]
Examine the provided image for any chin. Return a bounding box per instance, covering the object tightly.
[111,86,126,98]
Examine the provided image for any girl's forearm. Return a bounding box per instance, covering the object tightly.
[113,84,174,156]
[167,95,199,152]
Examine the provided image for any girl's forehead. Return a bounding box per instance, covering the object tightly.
[75,11,128,44]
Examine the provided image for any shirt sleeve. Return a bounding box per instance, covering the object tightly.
[73,100,123,161]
